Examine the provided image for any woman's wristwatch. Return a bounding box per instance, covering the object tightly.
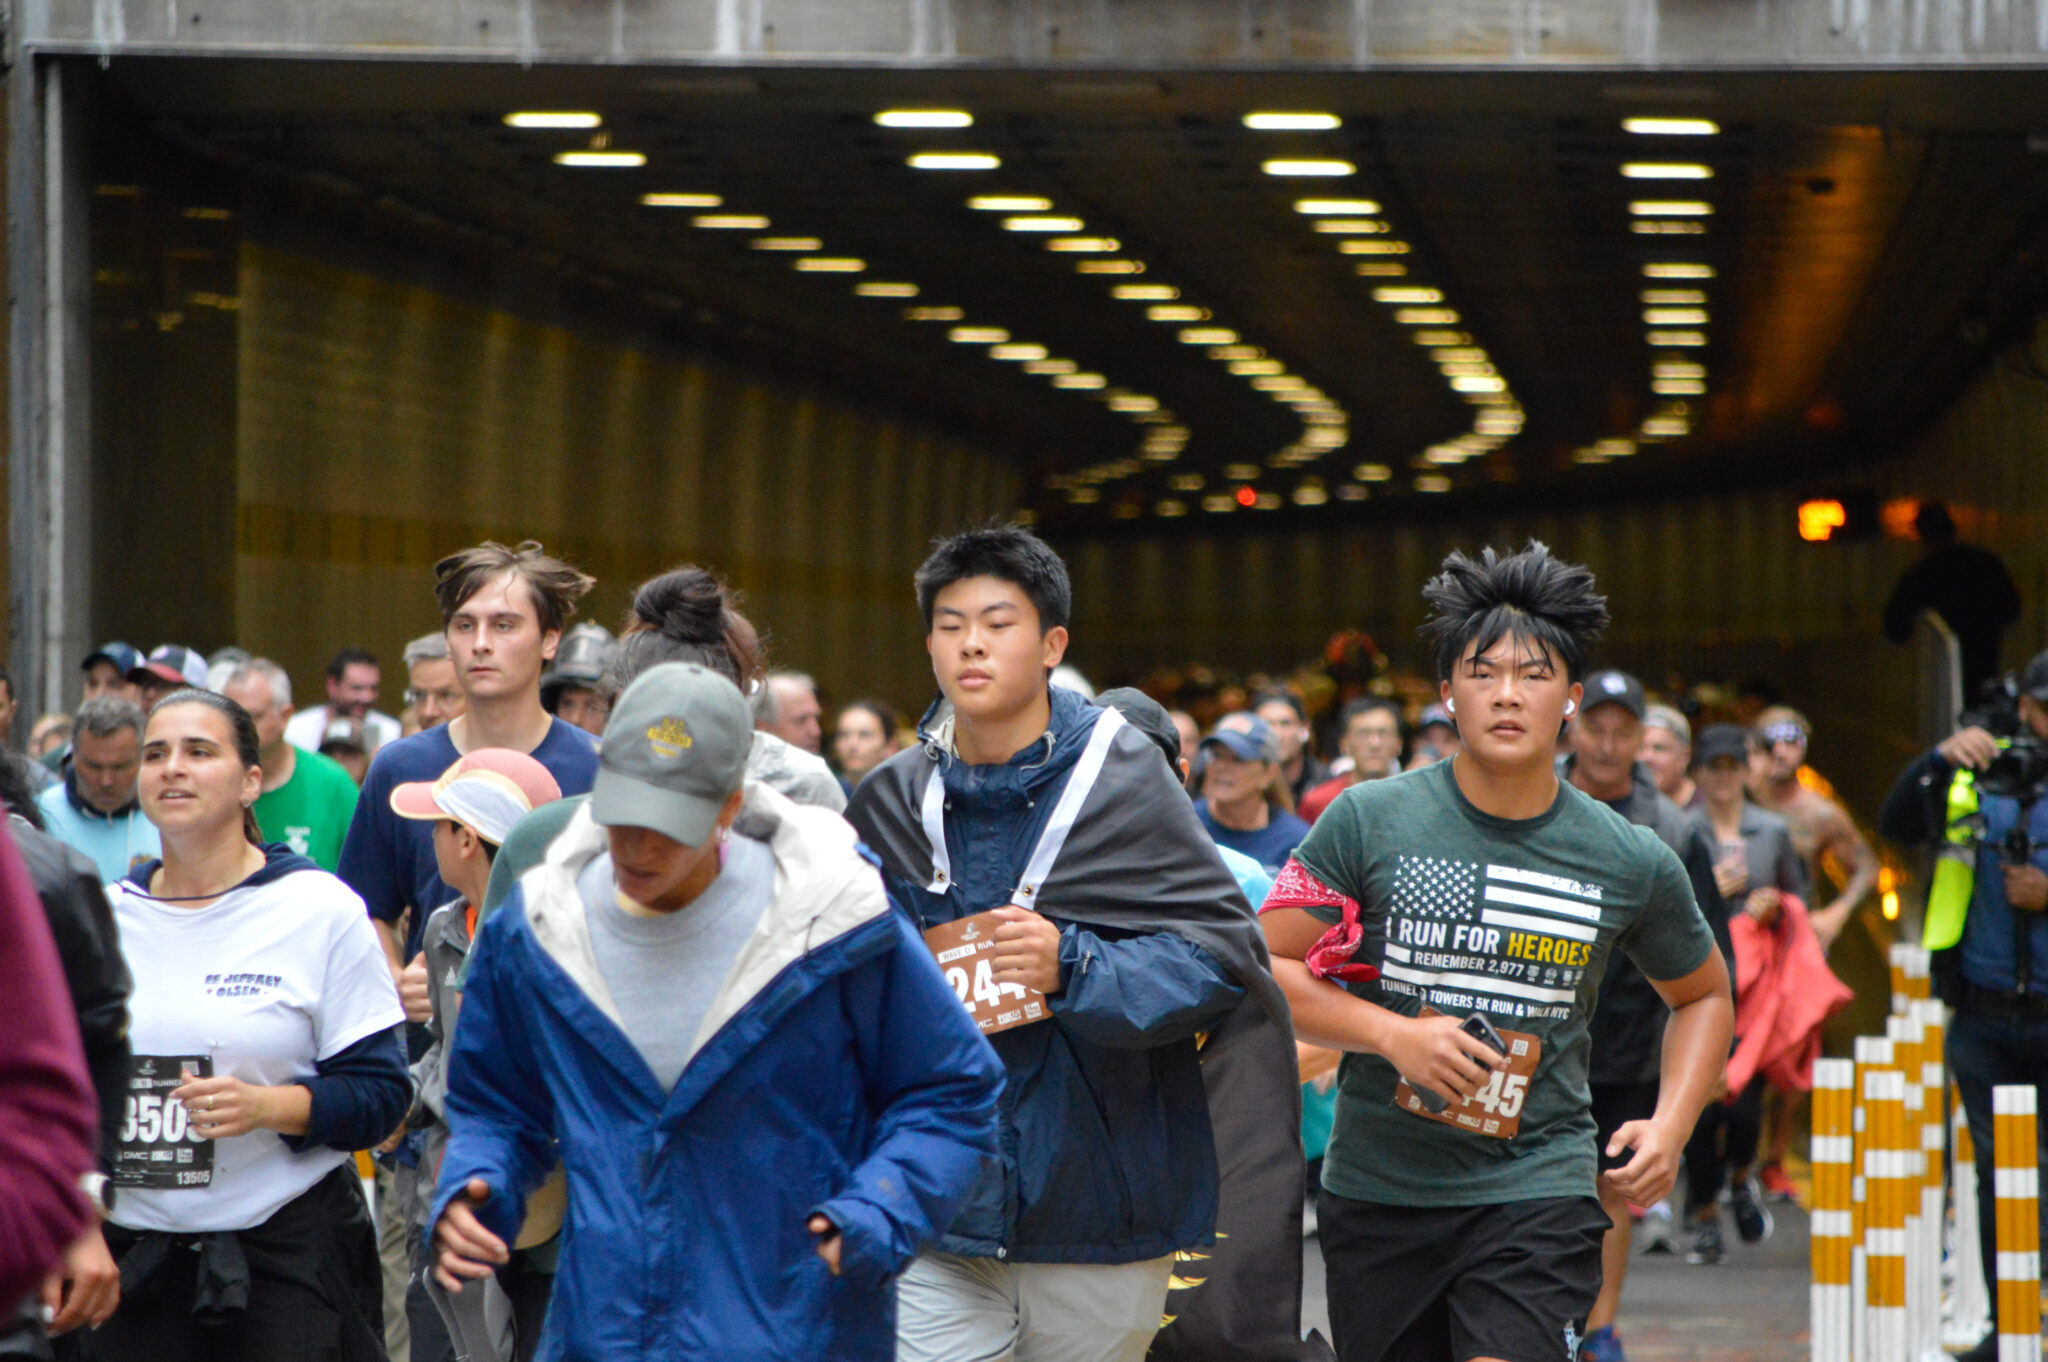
[78,1170,115,1218]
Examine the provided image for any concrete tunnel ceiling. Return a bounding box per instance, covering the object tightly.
[99,60,2048,533]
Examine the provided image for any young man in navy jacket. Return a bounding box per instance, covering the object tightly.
[849,526,1255,1362]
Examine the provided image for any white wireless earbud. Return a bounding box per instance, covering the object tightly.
[1445,699,1456,714]
[1564,700,1577,716]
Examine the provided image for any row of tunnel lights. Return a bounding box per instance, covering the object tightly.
[504,107,1198,474]
[1577,116,1723,466]
[509,107,1723,509]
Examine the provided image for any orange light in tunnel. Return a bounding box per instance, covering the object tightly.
[1878,866,1901,921]
[1798,499,1848,542]
[1235,486,1258,507]
[1880,497,1923,540]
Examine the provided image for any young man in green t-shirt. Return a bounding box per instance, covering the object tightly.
[1261,542,1733,1362]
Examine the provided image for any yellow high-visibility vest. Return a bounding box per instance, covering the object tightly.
[1926,766,1981,952]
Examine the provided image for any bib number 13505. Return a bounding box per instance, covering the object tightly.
[114,1055,215,1189]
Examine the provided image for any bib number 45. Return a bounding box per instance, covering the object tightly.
[1471,1069,1528,1119]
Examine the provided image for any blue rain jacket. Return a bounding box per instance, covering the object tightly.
[432,785,1003,1362]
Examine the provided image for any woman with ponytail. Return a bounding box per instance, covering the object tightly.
[476,564,844,933]
[95,689,407,1362]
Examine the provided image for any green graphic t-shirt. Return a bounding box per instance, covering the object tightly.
[252,747,361,873]
[1286,758,1714,1208]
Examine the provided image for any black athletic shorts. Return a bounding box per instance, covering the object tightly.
[1588,1080,1660,1175]
[1318,1190,1612,1362]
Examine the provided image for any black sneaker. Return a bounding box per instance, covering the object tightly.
[1686,1218,1725,1265]
[1954,1333,1999,1362]
[1729,1176,1774,1244]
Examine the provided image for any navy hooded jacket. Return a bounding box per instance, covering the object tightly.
[848,686,1246,1264]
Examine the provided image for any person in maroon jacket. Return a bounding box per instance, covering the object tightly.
[0,821,97,1305]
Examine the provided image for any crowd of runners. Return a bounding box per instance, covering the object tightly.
[0,526,2039,1362]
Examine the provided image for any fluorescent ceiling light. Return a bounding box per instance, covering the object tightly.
[1644,308,1708,325]
[854,282,918,297]
[1622,162,1714,179]
[1451,376,1507,393]
[1209,345,1264,360]
[990,343,1049,361]
[1156,499,1189,518]
[1373,286,1444,304]
[876,110,973,128]
[1413,330,1470,346]
[693,214,770,229]
[1180,328,1239,345]
[1023,359,1078,375]
[1313,220,1389,235]
[1633,222,1706,235]
[1643,262,1715,278]
[1296,198,1382,215]
[1262,159,1355,177]
[1653,361,1707,379]
[1047,237,1120,252]
[949,326,1009,343]
[1439,363,1496,378]
[1624,117,1720,136]
[908,153,1000,170]
[1338,240,1410,255]
[506,112,603,129]
[1112,284,1178,300]
[1253,375,1308,391]
[554,150,646,167]
[1652,378,1708,395]
[1146,305,1209,322]
[794,258,864,272]
[1107,395,1160,413]
[1395,308,1460,325]
[1630,200,1714,216]
[1355,463,1393,481]
[1642,417,1690,436]
[1244,112,1342,130]
[1053,372,1108,389]
[1354,262,1408,276]
[1003,216,1085,232]
[1231,360,1286,375]
[903,306,964,321]
[1076,260,1144,274]
[1202,494,1238,513]
[1415,475,1452,493]
[641,192,721,208]
[1642,289,1706,305]
[1432,347,1488,363]
[1646,330,1708,346]
[968,195,1052,211]
[752,237,821,251]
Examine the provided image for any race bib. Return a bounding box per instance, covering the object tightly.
[114,1055,215,1189]
[1392,1012,1542,1140]
[923,910,1049,1036]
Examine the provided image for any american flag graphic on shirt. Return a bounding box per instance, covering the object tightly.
[1379,855,1610,1021]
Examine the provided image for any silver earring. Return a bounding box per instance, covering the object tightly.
[1445,700,1456,714]
[1564,701,1576,716]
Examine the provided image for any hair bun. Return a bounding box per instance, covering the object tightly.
[632,567,726,645]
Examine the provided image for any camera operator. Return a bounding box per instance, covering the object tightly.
[1877,650,2048,1362]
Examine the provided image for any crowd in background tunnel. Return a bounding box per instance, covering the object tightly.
[0,513,2031,1362]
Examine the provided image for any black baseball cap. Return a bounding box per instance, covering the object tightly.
[1580,670,1646,720]
[2019,650,2048,703]
[1693,724,1751,767]
[1097,687,1179,765]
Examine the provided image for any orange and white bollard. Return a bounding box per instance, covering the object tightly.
[1811,1057,1857,1362]
[1992,1085,2041,1362]
[1911,1001,1947,1362]
[1866,1065,1911,1362]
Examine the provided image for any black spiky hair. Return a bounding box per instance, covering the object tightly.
[1420,541,1609,683]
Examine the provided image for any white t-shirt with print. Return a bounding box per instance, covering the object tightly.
[108,863,404,1232]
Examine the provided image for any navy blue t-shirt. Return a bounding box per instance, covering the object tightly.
[1193,799,1310,877]
[337,718,600,959]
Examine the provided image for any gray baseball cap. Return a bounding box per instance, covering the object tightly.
[590,663,752,847]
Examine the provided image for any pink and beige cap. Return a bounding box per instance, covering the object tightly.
[389,748,563,846]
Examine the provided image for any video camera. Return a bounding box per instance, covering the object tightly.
[1961,675,2048,804]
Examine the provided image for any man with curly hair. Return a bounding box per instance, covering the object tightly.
[1260,542,1733,1362]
